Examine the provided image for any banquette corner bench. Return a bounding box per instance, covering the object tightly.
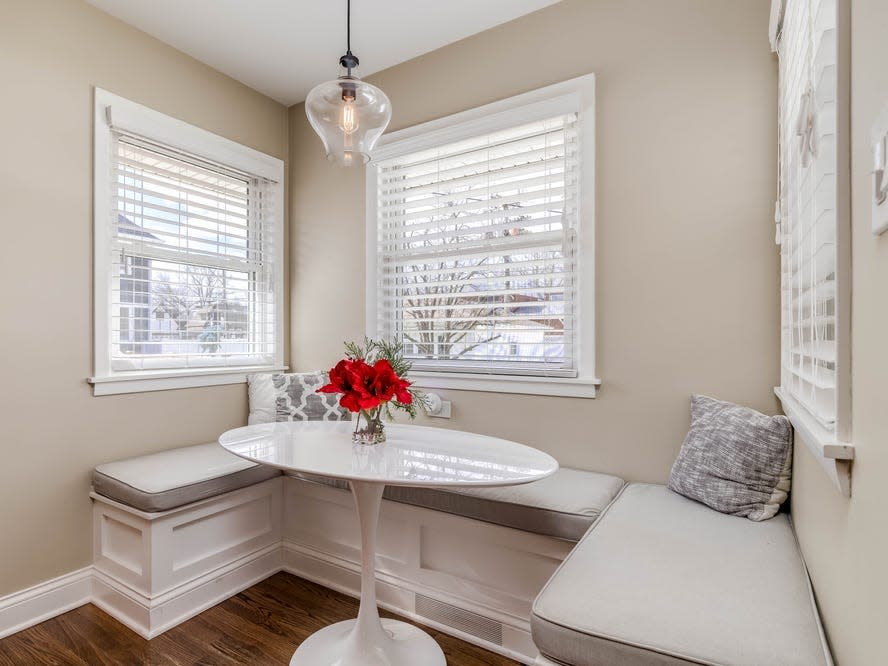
[91,442,832,665]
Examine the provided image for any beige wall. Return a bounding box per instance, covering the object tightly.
[791,1,888,663]
[290,0,778,479]
[6,2,882,659]
[0,0,288,596]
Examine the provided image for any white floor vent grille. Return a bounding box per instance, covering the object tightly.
[415,594,503,646]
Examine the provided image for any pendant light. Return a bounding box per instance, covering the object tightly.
[305,0,392,166]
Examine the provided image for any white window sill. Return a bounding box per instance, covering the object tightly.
[88,365,288,396]
[774,387,854,496]
[409,371,600,398]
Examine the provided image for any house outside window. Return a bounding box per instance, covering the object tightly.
[90,89,285,395]
[366,76,598,397]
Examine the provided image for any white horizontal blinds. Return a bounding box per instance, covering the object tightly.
[778,0,837,427]
[376,114,579,376]
[109,132,277,371]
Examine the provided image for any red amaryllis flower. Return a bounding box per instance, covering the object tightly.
[317,357,412,413]
[317,359,381,412]
[368,359,413,405]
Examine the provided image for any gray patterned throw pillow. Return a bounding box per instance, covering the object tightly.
[272,372,349,422]
[668,395,792,521]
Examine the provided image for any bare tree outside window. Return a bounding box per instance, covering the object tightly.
[400,197,551,361]
[136,264,250,353]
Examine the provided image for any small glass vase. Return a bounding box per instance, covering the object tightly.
[352,410,386,446]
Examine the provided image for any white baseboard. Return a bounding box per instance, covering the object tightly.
[0,545,282,642]
[0,567,93,639]
[0,544,541,664]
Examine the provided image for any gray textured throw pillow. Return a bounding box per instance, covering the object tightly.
[272,371,349,422]
[668,395,792,521]
[246,372,349,423]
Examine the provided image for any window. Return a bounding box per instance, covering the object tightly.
[90,89,284,395]
[366,76,597,397]
[772,0,852,487]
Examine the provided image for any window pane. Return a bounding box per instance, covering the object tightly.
[112,258,274,369]
[376,114,579,376]
[778,0,838,428]
[108,133,276,371]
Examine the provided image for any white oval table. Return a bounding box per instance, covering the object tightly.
[219,420,558,666]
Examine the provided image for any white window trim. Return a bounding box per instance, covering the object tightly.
[775,387,853,496]
[89,88,285,395]
[90,365,289,396]
[771,0,854,495]
[365,74,599,398]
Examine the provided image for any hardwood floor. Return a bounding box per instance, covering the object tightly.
[0,573,518,665]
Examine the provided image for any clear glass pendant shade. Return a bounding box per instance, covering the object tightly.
[305,73,392,166]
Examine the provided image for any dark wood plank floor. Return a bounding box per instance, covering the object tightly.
[0,573,518,665]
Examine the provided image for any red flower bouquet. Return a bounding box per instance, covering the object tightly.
[318,338,425,444]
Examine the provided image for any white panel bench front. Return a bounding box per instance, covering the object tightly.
[90,475,572,663]
[90,476,283,638]
[280,477,574,663]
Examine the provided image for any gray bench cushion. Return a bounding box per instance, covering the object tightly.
[93,443,281,512]
[531,483,832,666]
[294,468,625,541]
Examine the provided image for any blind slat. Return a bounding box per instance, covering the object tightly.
[380,117,575,170]
[381,282,567,298]
[381,200,569,235]
[381,142,578,189]
[381,187,567,225]
[380,215,567,248]
[379,157,571,202]
[378,172,570,213]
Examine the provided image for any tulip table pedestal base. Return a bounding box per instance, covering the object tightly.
[290,480,445,666]
[289,618,445,666]
[219,421,558,666]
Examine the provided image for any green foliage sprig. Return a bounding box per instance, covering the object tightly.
[343,337,429,419]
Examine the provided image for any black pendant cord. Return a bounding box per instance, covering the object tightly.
[339,0,359,74]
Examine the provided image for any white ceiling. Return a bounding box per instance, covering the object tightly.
[86,0,560,106]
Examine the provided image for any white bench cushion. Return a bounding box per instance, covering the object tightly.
[294,468,625,541]
[531,483,832,666]
[93,443,281,512]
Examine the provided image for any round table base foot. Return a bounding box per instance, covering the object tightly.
[290,618,446,666]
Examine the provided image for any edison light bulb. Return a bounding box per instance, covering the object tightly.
[339,98,358,135]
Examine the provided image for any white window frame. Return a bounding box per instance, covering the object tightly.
[770,0,853,495]
[89,88,285,395]
[365,75,598,398]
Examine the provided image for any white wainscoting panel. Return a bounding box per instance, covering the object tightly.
[92,543,282,639]
[2,474,567,663]
[90,476,283,638]
[282,477,572,664]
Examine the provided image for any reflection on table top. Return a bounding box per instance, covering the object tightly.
[219,421,558,487]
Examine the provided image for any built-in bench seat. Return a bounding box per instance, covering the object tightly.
[89,442,625,653]
[91,443,623,654]
[93,442,282,512]
[89,443,285,639]
[91,444,624,541]
[91,444,830,666]
[295,468,625,541]
[531,483,832,666]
